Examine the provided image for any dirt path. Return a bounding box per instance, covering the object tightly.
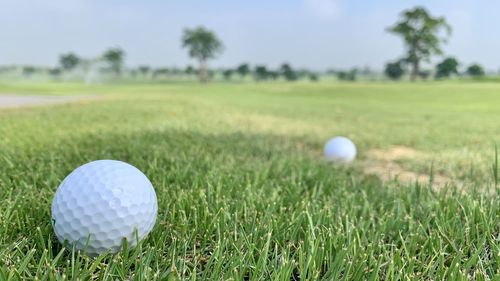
[364,146,457,188]
[0,94,89,109]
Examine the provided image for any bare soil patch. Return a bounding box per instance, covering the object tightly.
[369,146,421,162]
[365,146,454,187]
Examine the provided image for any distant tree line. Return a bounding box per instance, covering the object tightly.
[384,6,487,81]
[219,63,318,82]
[0,25,321,83]
[0,16,495,83]
[57,48,125,76]
[384,56,487,80]
[129,63,319,82]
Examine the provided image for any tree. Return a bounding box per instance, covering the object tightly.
[268,71,280,80]
[102,48,125,76]
[385,60,405,80]
[466,64,485,77]
[236,64,250,80]
[185,65,195,76]
[435,57,459,79]
[388,6,451,81]
[22,66,36,77]
[153,68,170,79]
[309,73,319,82]
[254,65,269,81]
[49,68,62,77]
[223,69,234,81]
[182,26,224,83]
[138,66,150,78]
[337,69,357,81]
[280,63,298,81]
[59,53,80,71]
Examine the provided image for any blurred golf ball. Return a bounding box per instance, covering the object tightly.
[51,160,158,255]
[324,136,357,163]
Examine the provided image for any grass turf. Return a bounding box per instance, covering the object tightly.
[0,81,499,280]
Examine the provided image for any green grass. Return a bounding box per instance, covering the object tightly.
[0,81,499,280]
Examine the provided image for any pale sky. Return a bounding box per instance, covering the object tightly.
[0,0,499,71]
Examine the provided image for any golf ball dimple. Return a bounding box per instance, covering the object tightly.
[51,160,158,255]
[324,136,357,163]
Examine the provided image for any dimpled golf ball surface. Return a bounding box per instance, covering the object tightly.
[324,136,357,163]
[51,160,158,255]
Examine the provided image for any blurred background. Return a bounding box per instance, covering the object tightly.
[1,0,499,83]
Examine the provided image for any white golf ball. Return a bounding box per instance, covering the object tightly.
[324,136,357,163]
[51,160,158,255]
